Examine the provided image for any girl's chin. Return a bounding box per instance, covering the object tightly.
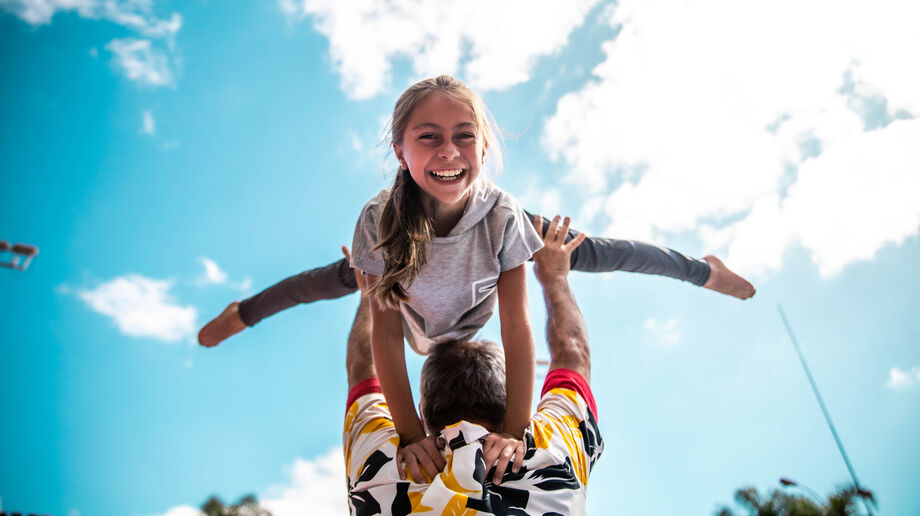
[419,184,472,208]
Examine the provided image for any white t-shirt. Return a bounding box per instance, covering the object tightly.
[351,180,543,354]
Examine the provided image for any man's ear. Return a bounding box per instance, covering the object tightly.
[417,399,429,434]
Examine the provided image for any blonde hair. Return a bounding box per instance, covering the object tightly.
[371,75,502,309]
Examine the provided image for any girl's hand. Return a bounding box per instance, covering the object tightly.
[481,432,526,485]
[397,434,446,483]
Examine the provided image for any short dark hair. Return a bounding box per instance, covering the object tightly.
[420,339,506,433]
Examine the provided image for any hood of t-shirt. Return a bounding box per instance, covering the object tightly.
[370,179,500,239]
[444,179,499,237]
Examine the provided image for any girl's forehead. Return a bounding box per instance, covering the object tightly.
[408,92,478,128]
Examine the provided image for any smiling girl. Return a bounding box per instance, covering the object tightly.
[350,76,542,481]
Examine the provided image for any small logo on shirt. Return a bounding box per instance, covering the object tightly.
[471,275,499,308]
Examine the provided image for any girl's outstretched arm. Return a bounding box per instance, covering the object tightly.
[496,264,536,439]
[365,273,445,482]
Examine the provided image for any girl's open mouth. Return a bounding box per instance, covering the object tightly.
[429,168,465,183]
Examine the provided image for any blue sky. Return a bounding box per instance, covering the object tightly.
[1,1,919,515]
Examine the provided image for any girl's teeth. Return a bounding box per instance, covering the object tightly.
[432,169,462,178]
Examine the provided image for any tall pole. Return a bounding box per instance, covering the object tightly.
[777,305,875,516]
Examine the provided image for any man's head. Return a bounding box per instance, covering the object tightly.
[419,339,506,434]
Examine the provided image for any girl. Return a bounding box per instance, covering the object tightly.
[351,76,542,481]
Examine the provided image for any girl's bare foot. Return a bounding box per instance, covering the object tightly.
[702,255,756,300]
[198,301,247,347]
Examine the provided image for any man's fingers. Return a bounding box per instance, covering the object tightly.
[547,215,562,243]
[559,216,572,239]
[564,232,587,252]
[342,245,351,262]
[532,215,544,237]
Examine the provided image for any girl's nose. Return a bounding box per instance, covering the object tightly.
[438,143,460,160]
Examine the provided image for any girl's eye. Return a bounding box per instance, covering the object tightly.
[456,133,475,140]
[419,134,438,140]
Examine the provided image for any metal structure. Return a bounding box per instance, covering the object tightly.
[777,305,876,516]
[0,240,39,271]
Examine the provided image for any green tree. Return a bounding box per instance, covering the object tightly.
[200,494,272,516]
[715,482,875,516]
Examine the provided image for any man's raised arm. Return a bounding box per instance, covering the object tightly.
[343,247,376,390]
[531,216,591,383]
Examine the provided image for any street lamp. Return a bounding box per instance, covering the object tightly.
[779,477,826,506]
[0,240,39,271]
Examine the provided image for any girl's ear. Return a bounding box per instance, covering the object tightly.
[393,142,407,170]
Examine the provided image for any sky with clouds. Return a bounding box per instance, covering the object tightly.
[1,0,918,515]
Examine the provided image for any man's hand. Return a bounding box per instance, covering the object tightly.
[532,215,586,285]
[397,434,446,483]
[198,301,246,347]
[481,432,526,485]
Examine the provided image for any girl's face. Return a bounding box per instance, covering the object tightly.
[394,92,486,208]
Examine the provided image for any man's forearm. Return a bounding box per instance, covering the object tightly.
[542,277,590,382]
[346,296,375,390]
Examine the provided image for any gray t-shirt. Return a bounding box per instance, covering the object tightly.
[351,180,544,354]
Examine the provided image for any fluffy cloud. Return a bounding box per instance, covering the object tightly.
[0,0,182,38]
[141,109,156,135]
[280,0,601,99]
[197,257,252,291]
[886,367,920,389]
[643,317,681,347]
[1,0,182,88]
[152,447,347,516]
[261,447,348,516]
[152,506,202,516]
[78,274,197,342]
[199,257,227,285]
[105,38,174,87]
[541,0,920,277]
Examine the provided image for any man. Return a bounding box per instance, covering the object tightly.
[343,216,603,515]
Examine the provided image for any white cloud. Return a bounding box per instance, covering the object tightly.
[78,274,197,342]
[153,447,347,516]
[280,0,601,99]
[2,1,183,88]
[199,257,227,285]
[152,506,202,516]
[238,277,253,292]
[643,317,681,347]
[0,0,182,39]
[541,0,920,277]
[106,38,174,87]
[141,109,156,135]
[261,447,348,516]
[197,258,252,292]
[886,366,920,389]
[0,0,95,25]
